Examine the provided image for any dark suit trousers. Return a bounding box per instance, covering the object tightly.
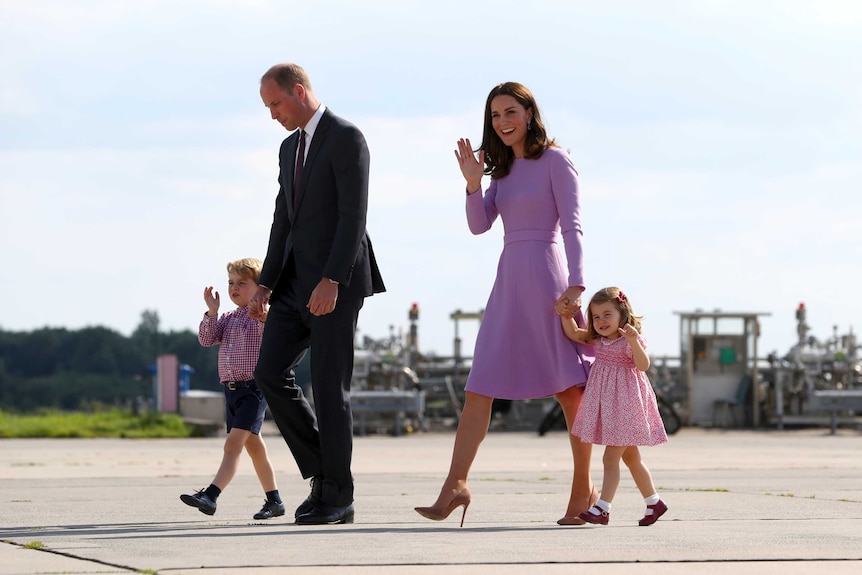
[254,277,363,507]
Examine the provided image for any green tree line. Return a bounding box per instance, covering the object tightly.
[0,310,219,413]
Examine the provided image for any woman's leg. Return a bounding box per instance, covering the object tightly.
[212,428,252,490]
[425,391,493,507]
[245,432,278,493]
[556,385,596,517]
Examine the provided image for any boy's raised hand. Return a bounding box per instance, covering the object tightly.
[203,286,220,316]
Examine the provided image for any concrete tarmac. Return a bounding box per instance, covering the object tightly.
[1,426,861,574]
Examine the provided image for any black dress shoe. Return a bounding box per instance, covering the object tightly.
[295,502,354,525]
[294,476,323,518]
[253,499,286,520]
[180,489,216,516]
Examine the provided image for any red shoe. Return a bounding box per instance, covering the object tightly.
[638,500,668,526]
[578,507,609,525]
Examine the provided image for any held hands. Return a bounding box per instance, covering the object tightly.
[557,287,592,345]
[248,285,271,321]
[203,286,220,316]
[554,287,584,318]
[307,278,338,316]
[256,307,269,324]
[454,138,484,193]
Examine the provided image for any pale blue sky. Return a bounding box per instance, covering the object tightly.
[1,0,860,359]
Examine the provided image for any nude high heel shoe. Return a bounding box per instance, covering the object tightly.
[557,485,599,526]
[415,488,472,527]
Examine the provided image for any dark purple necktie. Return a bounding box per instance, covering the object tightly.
[293,130,306,209]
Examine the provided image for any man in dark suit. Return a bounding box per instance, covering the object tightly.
[250,63,385,525]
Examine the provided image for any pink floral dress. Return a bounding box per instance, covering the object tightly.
[572,335,667,447]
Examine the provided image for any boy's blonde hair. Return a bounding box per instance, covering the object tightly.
[227,258,263,283]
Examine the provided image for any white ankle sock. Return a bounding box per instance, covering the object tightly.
[644,493,660,514]
[589,499,611,515]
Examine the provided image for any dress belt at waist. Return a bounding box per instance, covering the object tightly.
[503,230,560,245]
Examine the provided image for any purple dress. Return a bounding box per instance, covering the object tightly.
[465,147,593,399]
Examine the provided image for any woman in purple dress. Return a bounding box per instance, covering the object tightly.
[415,82,597,526]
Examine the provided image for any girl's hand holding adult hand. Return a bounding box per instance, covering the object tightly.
[555,287,583,318]
[455,138,484,193]
[555,298,574,317]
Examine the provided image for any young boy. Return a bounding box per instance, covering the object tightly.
[180,258,284,520]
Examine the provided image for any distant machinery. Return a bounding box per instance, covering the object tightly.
[770,303,862,432]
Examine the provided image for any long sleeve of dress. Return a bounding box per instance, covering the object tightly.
[465,179,499,234]
[550,151,585,289]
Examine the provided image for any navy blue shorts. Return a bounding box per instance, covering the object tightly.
[222,381,267,434]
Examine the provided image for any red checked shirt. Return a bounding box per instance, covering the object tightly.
[198,307,264,383]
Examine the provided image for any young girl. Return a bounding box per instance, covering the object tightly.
[560,287,668,526]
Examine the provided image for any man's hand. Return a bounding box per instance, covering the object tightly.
[249,285,271,321]
[307,278,338,316]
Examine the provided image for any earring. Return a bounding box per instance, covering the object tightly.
[527,120,532,131]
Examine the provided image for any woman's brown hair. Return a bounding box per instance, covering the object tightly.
[479,82,555,179]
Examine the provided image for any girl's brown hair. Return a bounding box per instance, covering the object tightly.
[479,82,555,179]
[585,287,643,339]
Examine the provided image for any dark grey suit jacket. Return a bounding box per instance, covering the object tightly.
[259,108,385,302]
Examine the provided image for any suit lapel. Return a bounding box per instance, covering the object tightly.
[304,110,331,175]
